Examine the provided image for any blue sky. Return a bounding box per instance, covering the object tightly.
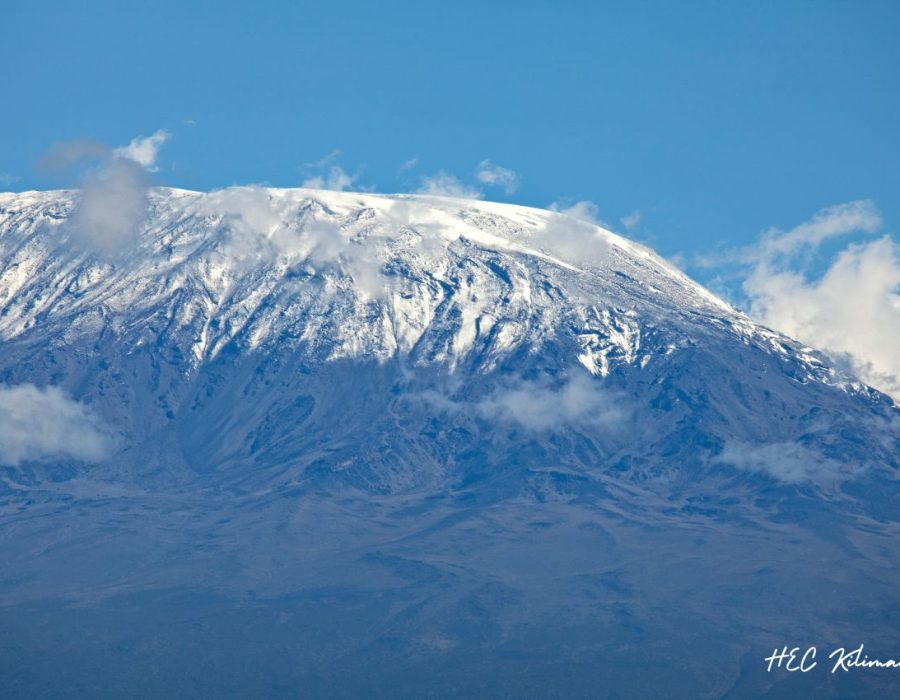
[1,1,898,266]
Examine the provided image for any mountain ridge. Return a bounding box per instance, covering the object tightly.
[0,187,871,385]
[1,187,898,698]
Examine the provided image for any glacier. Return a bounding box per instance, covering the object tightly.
[0,187,898,698]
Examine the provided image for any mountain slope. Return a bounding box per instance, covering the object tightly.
[0,187,898,699]
[0,187,893,487]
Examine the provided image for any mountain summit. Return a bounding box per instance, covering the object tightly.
[0,188,898,698]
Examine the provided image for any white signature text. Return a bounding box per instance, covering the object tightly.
[765,644,900,673]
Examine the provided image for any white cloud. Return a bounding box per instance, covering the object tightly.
[40,130,170,254]
[200,186,389,299]
[412,161,516,199]
[415,368,630,433]
[302,165,358,192]
[112,129,170,170]
[301,150,366,192]
[201,186,283,267]
[399,157,418,171]
[475,159,519,195]
[621,210,641,231]
[740,201,900,401]
[416,171,483,199]
[0,173,21,188]
[416,371,625,433]
[747,236,900,400]
[0,384,113,467]
[534,200,622,266]
[714,441,851,484]
[547,199,616,230]
[756,200,881,258]
[71,157,152,253]
[477,372,625,432]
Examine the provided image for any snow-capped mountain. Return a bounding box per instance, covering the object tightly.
[0,188,898,698]
[2,186,750,371]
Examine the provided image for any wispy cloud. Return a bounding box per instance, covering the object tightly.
[714,441,851,484]
[477,372,624,432]
[532,200,626,267]
[418,371,625,433]
[737,201,900,401]
[0,173,21,188]
[0,384,113,466]
[548,199,610,228]
[302,165,358,191]
[72,158,153,253]
[200,186,389,299]
[40,129,170,254]
[755,200,882,258]
[621,210,641,231]
[39,139,111,170]
[475,159,519,195]
[416,171,483,199]
[301,150,364,192]
[408,160,518,200]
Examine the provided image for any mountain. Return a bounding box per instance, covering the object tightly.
[0,187,898,699]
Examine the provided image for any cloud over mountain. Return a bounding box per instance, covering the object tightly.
[0,384,112,467]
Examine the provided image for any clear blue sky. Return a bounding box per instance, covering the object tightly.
[1,0,897,264]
